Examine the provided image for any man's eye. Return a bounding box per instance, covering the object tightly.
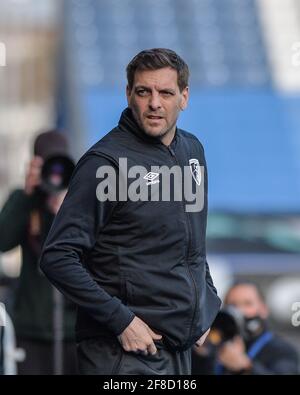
[136,90,148,96]
[161,91,173,96]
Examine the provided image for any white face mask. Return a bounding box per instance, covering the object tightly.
[244,316,267,341]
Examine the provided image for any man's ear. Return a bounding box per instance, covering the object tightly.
[180,86,189,111]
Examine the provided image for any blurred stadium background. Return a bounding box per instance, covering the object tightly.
[0,0,300,368]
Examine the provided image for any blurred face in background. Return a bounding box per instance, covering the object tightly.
[126,67,189,145]
[225,284,269,319]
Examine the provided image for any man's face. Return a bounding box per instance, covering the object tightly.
[225,285,268,319]
[126,67,189,143]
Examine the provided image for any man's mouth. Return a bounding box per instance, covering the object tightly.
[146,115,163,120]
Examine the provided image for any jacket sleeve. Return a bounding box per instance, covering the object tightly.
[250,359,298,375]
[0,189,34,252]
[250,341,299,375]
[205,261,218,295]
[39,153,135,336]
[200,142,220,298]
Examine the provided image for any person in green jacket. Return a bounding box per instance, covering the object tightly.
[0,130,77,374]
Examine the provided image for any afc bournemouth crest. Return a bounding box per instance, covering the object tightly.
[189,159,201,186]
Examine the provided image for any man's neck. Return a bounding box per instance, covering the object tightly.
[160,127,176,146]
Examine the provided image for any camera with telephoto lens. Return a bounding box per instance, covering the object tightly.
[207,305,266,347]
[33,130,75,195]
[39,154,75,194]
[207,306,246,347]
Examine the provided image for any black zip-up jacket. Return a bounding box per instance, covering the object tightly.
[40,108,221,351]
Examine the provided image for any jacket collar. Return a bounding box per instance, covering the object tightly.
[118,107,178,147]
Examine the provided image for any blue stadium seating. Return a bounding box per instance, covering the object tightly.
[61,0,300,213]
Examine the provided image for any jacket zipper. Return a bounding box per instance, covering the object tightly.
[166,145,199,344]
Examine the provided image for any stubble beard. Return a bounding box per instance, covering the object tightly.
[132,108,177,142]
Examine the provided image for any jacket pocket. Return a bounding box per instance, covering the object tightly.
[120,275,134,306]
[120,275,128,305]
[191,273,221,344]
[116,346,168,375]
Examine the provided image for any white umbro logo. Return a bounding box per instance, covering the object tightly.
[143,172,160,186]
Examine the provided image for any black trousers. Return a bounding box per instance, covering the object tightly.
[77,336,191,375]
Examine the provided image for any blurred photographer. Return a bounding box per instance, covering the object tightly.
[215,281,299,374]
[0,130,77,374]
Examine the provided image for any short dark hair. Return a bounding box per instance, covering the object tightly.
[225,280,266,304]
[126,48,189,92]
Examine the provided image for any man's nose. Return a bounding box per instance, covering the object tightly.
[148,92,161,111]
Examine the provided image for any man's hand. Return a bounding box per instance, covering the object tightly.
[195,328,210,347]
[218,335,252,372]
[25,156,43,195]
[118,316,162,355]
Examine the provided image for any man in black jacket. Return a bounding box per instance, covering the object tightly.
[215,281,299,374]
[39,48,221,375]
[0,131,77,374]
